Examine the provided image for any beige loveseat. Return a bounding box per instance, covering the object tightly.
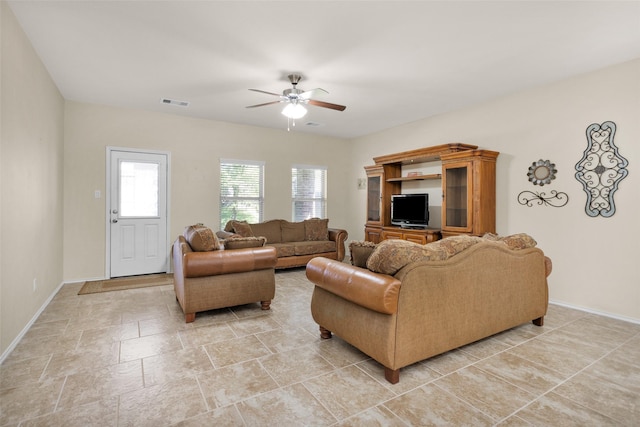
[306,234,551,384]
[220,219,348,269]
[173,225,277,323]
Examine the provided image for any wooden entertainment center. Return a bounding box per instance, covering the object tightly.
[364,143,499,243]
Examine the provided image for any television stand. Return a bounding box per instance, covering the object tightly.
[381,226,441,244]
[399,225,428,230]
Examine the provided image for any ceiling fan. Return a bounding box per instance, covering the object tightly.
[246,74,346,122]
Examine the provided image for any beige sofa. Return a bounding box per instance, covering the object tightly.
[173,225,277,323]
[220,218,348,269]
[306,234,551,383]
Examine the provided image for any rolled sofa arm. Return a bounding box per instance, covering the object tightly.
[175,237,277,278]
[328,228,349,262]
[306,257,401,315]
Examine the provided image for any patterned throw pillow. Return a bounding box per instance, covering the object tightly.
[427,235,483,257]
[366,235,484,275]
[304,218,329,241]
[183,224,220,251]
[482,233,537,249]
[366,239,448,275]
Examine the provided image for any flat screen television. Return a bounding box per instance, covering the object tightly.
[391,193,429,228]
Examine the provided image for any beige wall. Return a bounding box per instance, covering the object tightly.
[1,2,65,355]
[348,59,640,322]
[63,102,351,281]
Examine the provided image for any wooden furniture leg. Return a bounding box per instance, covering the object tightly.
[532,316,544,326]
[384,367,400,384]
[319,326,332,339]
[185,312,195,323]
[261,300,271,310]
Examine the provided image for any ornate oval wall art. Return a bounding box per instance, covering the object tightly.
[527,159,557,186]
[575,121,628,217]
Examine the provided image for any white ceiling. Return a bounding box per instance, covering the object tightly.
[8,1,640,139]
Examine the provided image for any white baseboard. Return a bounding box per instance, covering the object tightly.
[549,299,640,325]
[0,280,66,364]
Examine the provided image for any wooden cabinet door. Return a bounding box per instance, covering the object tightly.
[404,233,428,244]
[365,226,383,244]
[381,229,404,241]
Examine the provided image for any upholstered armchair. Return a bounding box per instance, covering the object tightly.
[172,225,277,323]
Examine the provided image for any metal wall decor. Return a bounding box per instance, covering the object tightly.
[518,190,569,207]
[518,158,568,208]
[527,159,557,186]
[575,121,628,217]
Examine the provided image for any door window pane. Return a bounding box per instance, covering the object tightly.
[120,161,159,217]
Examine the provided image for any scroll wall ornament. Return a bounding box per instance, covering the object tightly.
[575,121,628,217]
[518,190,569,207]
[518,158,569,207]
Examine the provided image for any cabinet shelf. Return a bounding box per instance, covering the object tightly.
[386,173,442,182]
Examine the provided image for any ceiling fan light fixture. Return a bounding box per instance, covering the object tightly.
[281,103,307,119]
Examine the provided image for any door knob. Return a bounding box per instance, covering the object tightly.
[112,209,118,214]
[112,219,118,223]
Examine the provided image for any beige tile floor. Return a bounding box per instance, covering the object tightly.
[1,268,639,426]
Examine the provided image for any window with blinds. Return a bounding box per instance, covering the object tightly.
[220,159,264,229]
[292,165,327,221]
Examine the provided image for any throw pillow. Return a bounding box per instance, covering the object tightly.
[304,218,329,241]
[482,233,537,250]
[429,235,483,257]
[232,221,254,237]
[349,241,377,268]
[367,239,448,275]
[183,224,220,251]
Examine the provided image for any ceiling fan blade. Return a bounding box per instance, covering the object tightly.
[246,100,284,108]
[307,99,347,111]
[249,88,282,97]
[300,88,328,100]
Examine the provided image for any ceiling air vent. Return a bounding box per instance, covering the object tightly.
[161,98,190,107]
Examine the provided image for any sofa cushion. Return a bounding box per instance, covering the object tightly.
[223,236,267,250]
[349,241,377,268]
[293,240,335,256]
[183,225,220,252]
[281,220,306,242]
[268,243,296,258]
[304,218,329,241]
[249,219,282,243]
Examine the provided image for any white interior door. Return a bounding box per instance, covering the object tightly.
[109,149,169,278]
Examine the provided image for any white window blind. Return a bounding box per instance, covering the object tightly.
[220,159,264,229]
[292,165,327,221]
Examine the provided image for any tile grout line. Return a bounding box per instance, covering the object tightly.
[492,328,639,425]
